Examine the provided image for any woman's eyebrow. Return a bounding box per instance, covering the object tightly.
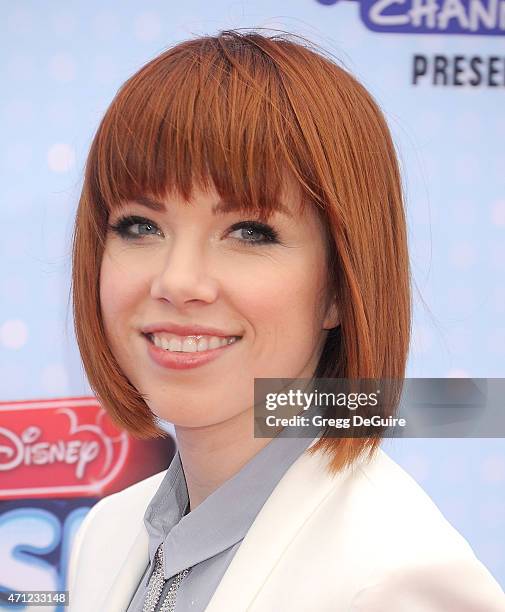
[133,195,293,218]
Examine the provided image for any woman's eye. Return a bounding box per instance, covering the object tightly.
[228,221,279,246]
[107,216,279,247]
[108,215,162,240]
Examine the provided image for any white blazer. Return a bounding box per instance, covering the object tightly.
[68,444,505,611]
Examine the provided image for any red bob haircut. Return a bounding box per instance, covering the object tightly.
[71,30,411,475]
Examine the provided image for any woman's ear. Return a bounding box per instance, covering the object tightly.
[323,300,339,330]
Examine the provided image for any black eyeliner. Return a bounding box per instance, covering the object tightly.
[108,214,280,245]
[229,220,280,243]
[107,215,158,240]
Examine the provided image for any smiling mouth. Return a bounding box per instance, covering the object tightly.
[143,333,242,353]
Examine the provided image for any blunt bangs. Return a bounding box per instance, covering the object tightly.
[86,32,328,229]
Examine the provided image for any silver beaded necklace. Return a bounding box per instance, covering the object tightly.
[142,542,190,612]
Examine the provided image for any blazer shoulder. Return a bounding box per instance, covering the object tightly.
[67,469,167,602]
[349,556,505,611]
[299,448,505,608]
[337,448,478,562]
[76,468,167,539]
[358,449,459,523]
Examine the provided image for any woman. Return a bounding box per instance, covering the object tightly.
[67,30,505,611]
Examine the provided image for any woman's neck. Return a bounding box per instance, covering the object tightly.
[174,407,273,511]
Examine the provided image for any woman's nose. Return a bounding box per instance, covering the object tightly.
[149,239,219,309]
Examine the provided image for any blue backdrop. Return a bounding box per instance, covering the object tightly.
[1,0,504,600]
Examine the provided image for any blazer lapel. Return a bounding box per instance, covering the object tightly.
[205,440,346,611]
[100,525,150,612]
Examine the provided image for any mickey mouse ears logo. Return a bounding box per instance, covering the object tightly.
[0,397,129,499]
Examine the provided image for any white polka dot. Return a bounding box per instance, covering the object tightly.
[47,143,75,173]
[491,200,505,227]
[0,319,29,349]
[446,368,470,378]
[48,53,77,82]
[51,12,76,36]
[448,242,476,268]
[41,364,69,395]
[481,454,505,483]
[133,12,162,42]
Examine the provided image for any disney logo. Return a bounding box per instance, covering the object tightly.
[0,424,99,479]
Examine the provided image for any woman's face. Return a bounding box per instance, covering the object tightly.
[99,180,338,428]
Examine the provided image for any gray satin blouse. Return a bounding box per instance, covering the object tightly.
[126,431,318,611]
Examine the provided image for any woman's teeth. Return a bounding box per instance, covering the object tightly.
[149,334,240,353]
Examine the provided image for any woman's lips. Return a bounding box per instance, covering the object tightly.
[144,333,241,370]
